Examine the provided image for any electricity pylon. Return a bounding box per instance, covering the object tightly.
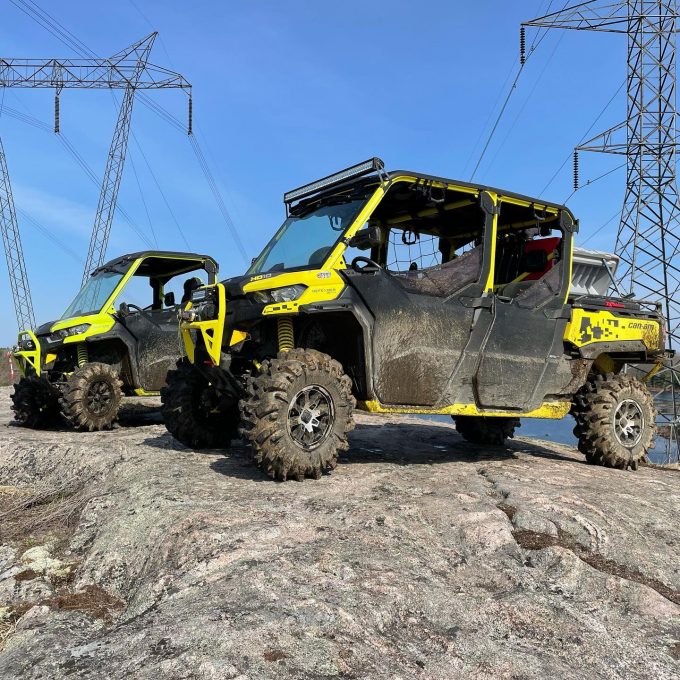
[0,33,191,327]
[522,1,680,462]
[0,139,34,330]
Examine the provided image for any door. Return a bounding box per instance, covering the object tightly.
[474,209,575,411]
[346,267,483,406]
[114,269,188,393]
[121,308,182,391]
[341,185,497,408]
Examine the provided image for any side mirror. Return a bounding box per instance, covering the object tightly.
[348,225,381,251]
[164,292,176,307]
[118,302,129,316]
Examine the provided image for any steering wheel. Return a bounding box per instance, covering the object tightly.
[125,303,144,313]
[118,302,144,317]
[351,256,381,273]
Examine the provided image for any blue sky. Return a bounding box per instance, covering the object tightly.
[0,0,629,341]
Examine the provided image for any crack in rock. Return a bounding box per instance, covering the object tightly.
[512,528,680,606]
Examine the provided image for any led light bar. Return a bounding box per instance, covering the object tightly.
[284,157,385,205]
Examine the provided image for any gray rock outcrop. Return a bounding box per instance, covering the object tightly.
[0,388,677,679]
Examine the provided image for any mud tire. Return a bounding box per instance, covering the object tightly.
[60,362,123,432]
[453,416,519,446]
[161,358,239,449]
[571,373,655,470]
[11,376,61,428]
[239,349,356,481]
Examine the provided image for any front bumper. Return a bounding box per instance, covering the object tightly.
[13,329,42,377]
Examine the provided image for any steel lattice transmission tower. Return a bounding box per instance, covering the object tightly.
[523,1,680,460]
[0,138,35,330]
[524,1,680,344]
[0,33,191,327]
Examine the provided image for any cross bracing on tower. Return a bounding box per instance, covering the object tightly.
[523,1,680,462]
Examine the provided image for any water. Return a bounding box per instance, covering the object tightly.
[421,414,675,465]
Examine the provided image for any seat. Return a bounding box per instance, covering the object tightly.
[499,237,562,299]
[523,236,561,280]
[392,246,483,296]
[514,261,563,308]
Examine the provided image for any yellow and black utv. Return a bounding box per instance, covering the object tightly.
[12,251,218,431]
[161,158,666,480]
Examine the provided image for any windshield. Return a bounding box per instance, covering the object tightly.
[60,270,124,320]
[248,200,365,274]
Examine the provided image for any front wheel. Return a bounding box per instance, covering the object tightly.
[60,362,123,431]
[161,358,239,449]
[11,375,61,428]
[240,349,356,481]
[571,373,655,470]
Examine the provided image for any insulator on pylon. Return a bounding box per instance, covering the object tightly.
[54,93,60,134]
[573,150,579,191]
[520,26,526,65]
[188,94,193,136]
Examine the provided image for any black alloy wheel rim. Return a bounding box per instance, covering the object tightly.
[86,380,114,416]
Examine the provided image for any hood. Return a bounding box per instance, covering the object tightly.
[34,320,57,337]
[221,274,251,299]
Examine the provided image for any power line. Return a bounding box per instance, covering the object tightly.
[189,135,249,263]
[540,80,625,196]
[9,0,98,58]
[462,0,554,177]
[580,208,623,247]
[1,97,84,263]
[6,0,174,256]
[563,161,626,204]
[468,0,569,181]
[16,207,84,264]
[128,153,158,247]
[484,29,566,174]
[133,94,249,261]
[11,0,248,263]
[0,102,154,248]
[129,130,191,250]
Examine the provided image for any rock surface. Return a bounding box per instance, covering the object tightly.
[0,386,677,679]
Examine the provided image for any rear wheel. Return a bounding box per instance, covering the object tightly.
[453,416,519,446]
[161,358,239,449]
[571,373,655,470]
[11,376,61,428]
[240,349,355,481]
[61,362,123,431]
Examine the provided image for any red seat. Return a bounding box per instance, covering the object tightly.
[523,236,561,281]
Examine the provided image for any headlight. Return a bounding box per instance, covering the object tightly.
[47,323,90,343]
[252,285,307,304]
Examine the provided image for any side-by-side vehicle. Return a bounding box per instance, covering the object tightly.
[161,158,665,480]
[12,251,217,431]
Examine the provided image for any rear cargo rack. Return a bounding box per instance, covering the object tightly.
[570,247,620,297]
